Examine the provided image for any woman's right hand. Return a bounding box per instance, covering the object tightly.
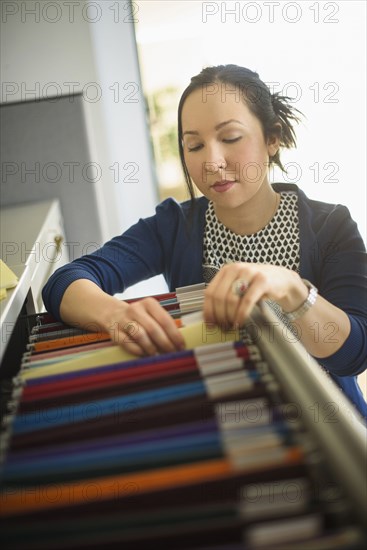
[59,280,185,358]
[104,297,186,357]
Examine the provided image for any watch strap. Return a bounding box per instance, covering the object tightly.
[285,279,318,321]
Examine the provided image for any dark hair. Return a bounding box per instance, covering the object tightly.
[177,64,303,201]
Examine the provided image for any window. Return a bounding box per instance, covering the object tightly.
[135,0,366,239]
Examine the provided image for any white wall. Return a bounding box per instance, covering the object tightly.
[87,2,159,229]
[0,0,166,296]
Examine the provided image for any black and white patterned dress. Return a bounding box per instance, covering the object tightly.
[202,191,301,328]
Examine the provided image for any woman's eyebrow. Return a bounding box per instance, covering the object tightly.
[182,130,199,137]
[215,119,244,130]
[182,119,244,137]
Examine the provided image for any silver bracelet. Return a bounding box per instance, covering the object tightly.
[284,279,318,321]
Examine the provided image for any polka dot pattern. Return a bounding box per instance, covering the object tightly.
[203,191,300,282]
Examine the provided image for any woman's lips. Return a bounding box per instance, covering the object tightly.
[211,180,236,193]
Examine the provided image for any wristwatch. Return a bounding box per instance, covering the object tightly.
[285,279,318,321]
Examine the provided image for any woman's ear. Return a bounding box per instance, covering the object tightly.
[267,123,282,156]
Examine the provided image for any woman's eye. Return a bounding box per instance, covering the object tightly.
[186,136,242,152]
[187,144,203,152]
[223,136,242,144]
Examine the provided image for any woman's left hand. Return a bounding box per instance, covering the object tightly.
[203,262,308,328]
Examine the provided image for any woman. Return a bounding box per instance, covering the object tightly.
[42,65,367,418]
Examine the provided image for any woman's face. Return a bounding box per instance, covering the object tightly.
[181,85,279,210]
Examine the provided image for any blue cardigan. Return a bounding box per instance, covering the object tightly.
[43,183,367,418]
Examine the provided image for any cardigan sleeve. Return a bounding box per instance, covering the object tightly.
[42,197,207,322]
[42,201,174,321]
[311,203,367,376]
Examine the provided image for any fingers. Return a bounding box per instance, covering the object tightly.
[204,265,269,328]
[204,265,246,328]
[234,273,268,325]
[109,298,185,357]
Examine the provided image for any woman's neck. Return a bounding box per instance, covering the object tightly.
[213,184,280,236]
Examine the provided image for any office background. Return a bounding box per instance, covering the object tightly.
[1,0,366,298]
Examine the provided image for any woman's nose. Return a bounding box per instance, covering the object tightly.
[203,146,227,174]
